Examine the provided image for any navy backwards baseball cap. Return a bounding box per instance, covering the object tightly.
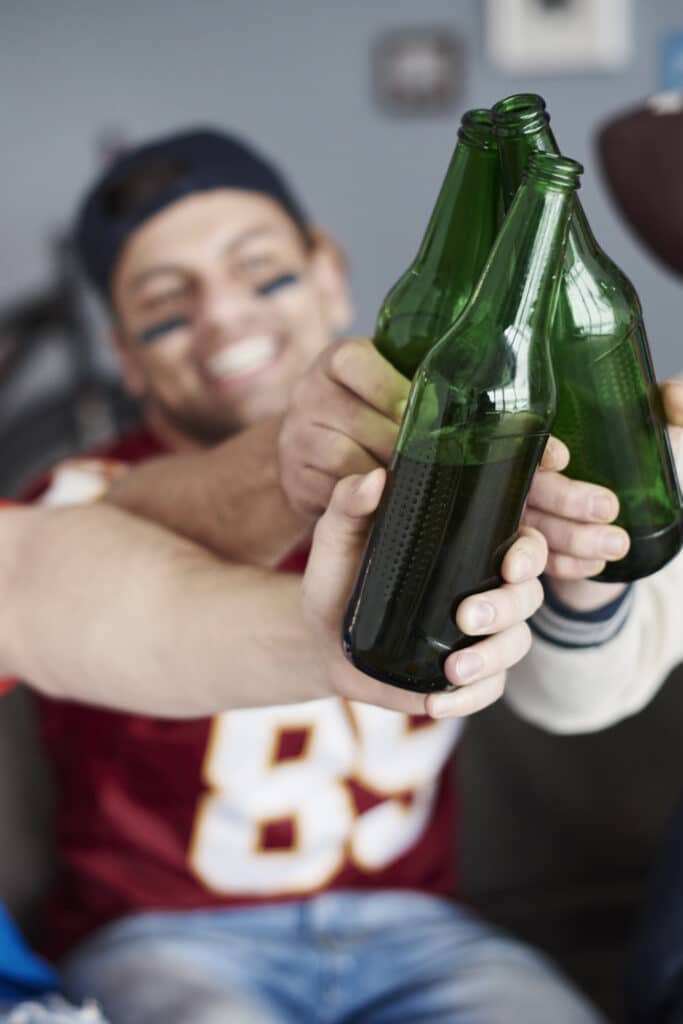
[75,128,310,301]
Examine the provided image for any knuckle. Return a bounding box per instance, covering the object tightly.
[528,577,545,614]
[519,622,533,657]
[565,522,585,555]
[544,553,566,578]
[521,505,541,532]
[501,621,530,663]
[337,394,366,436]
[551,481,572,516]
[454,686,481,717]
[491,671,507,701]
[327,434,355,475]
[329,337,366,381]
[493,589,514,628]
[524,528,548,567]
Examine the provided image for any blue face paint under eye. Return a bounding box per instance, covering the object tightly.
[255,272,300,297]
[138,316,190,345]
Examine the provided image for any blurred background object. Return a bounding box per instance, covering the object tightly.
[597,93,683,276]
[0,234,139,496]
[486,0,633,74]
[373,26,465,113]
[660,28,683,90]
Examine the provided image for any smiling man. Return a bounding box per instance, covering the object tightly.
[16,127,626,1024]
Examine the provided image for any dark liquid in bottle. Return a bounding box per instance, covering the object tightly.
[552,324,683,582]
[343,432,546,693]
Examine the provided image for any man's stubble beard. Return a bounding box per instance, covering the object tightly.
[154,398,243,447]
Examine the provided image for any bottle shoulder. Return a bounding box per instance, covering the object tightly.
[558,240,642,340]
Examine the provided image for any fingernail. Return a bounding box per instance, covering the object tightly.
[453,651,483,682]
[591,495,616,521]
[509,553,532,581]
[464,601,495,630]
[602,532,629,558]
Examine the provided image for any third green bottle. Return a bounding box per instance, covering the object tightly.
[493,92,683,582]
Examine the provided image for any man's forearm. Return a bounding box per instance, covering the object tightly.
[105,416,312,567]
[0,504,328,715]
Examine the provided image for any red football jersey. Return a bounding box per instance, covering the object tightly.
[36,429,462,958]
[0,500,17,695]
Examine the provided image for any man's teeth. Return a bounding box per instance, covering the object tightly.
[206,337,278,378]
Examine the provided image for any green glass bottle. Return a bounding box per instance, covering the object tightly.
[493,93,683,582]
[374,109,501,379]
[343,153,582,693]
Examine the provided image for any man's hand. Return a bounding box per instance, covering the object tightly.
[278,337,409,517]
[281,336,681,615]
[106,416,311,568]
[303,469,548,719]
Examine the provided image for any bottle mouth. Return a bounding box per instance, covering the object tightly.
[524,152,582,190]
[458,108,497,150]
[492,93,550,136]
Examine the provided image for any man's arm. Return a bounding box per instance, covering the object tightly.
[0,487,548,720]
[0,502,324,715]
[105,415,311,567]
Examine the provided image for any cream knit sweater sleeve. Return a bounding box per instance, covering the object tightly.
[505,549,683,734]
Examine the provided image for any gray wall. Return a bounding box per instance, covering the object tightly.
[2,0,682,374]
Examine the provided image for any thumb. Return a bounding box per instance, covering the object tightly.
[302,468,385,630]
[539,435,569,472]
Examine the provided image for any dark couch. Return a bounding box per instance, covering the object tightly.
[459,663,683,1021]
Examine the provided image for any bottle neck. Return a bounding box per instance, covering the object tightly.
[414,139,500,273]
[470,176,574,335]
[498,122,599,258]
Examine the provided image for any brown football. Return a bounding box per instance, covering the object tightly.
[596,94,683,276]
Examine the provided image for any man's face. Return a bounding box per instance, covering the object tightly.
[111,189,352,444]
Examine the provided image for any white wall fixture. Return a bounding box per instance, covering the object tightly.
[373,27,465,113]
[486,0,633,74]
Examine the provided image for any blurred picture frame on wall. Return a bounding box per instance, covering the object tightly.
[372,27,465,114]
[486,0,633,74]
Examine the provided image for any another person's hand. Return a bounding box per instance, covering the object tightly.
[661,379,683,474]
[536,378,683,611]
[522,437,628,582]
[303,468,548,719]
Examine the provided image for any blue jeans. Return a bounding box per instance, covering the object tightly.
[0,997,108,1023]
[60,890,604,1023]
